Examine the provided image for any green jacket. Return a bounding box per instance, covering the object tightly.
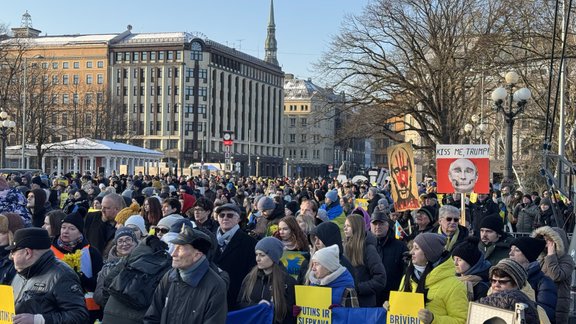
[400,257,468,324]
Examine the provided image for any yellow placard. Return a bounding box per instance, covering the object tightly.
[0,285,15,323]
[355,198,369,211]
[388,291,424,324]
[295,285,331,323]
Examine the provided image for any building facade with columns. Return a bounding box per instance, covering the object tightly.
[6,138,163,176]
[3,3,284,176]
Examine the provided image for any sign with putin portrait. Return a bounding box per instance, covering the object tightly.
[387,143,420,212]
[436,144,490,194]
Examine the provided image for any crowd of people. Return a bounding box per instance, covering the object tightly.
[0,170,574,323]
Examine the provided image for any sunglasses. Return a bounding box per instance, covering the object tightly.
[218,212,236,219]
[490,278,512,285]
[155,227,170,234]
[445,217,460,223]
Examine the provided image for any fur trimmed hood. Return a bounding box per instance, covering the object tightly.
[531,226,568,257]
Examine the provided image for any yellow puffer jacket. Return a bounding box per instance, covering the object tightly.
[399,257,468,324]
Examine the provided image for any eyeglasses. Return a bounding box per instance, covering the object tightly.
[445,217,460,223]
[218,212,237,219]
[116,238,134,245]
[155,227,170,234]
[490,278,512,285]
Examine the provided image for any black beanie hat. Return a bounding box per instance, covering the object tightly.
[63,211,85,234]
[479,216,504,236]
[452,236,482,266]
[417,206,435,223]
[511,237,546,262]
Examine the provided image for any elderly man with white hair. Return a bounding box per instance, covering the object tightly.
[432,205,469,252]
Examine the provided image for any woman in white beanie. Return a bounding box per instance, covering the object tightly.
[394,233,468,324]
[124,215,148,240]
[307,244,355,307]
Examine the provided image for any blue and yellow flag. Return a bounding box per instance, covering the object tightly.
[394,220,407,240]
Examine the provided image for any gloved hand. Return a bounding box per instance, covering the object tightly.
[292,305,302,317]
[418,309,434,324]
[382,301,390,311]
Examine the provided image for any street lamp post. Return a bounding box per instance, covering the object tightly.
[491,71,531,182]
[0,110,16,168]
[256,156,260,177]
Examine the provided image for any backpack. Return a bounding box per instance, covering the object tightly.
[108,251,171,310]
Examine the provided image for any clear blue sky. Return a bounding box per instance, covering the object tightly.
[1,0,368,85]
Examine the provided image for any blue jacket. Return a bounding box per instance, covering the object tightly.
[527,261,558,323]
[311,268,355,306]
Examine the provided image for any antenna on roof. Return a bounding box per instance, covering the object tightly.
[21,10,33,28]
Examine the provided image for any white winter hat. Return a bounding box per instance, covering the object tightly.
[312,244,341,273]
[125,215,148,237]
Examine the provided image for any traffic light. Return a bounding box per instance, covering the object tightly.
[223,130,234,146]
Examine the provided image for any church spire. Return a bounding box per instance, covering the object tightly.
[264,0,279,66]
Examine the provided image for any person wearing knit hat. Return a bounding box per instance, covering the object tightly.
[115,203,141,227]
[308,244,355,306]
[62,211,85,234]
[257,196,276,212]
[478,216,514,266]
[509,237,558,322]
[124,215,148,240]
[452,236,491,301]
[510,237,546,264]
[154,214,184,239]
[413,233,446,264]
[111,226,138,259]
[398,233,469,324]
[489,258,528,291]
[255,237,284,264]
[238,237,297,324]
[325,189,339,204]
[53,210,104,322]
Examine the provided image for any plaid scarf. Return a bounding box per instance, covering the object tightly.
[56,234,84,252]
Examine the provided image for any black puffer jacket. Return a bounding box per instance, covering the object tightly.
[352,232,387,307]
[11,250,89,323]
[101,236,172,324]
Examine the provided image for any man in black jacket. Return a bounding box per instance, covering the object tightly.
[9,228,89,323]
[470,193,500,235]
[370,211,408,304]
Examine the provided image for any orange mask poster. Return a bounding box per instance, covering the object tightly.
[436,144,490,194]
[387,143,420,211]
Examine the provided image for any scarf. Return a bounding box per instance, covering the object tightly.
[308,265,346,286]
[57,235,84,252]
[438,226,460,251]
[179,255,206,286]
[414,264,427,280]
[217,224,239,249]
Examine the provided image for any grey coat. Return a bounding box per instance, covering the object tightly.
[532,226,575,324]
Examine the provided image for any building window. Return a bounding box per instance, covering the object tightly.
[97,93,103,103]
[290,118,296,128]
[62,94,69,104]
[158,51,165,60]
[97,61,104,68]
[86,61,93,68]
[289,134,295,143]
[42,62,48,69]
[85,93,93,105]
[186,68,193,78]
[142,52,148,61]
[86,74,93,84]
[52,62,58,69]
[52,75,58,85]
[149,139,160,149]
[301,118,307,127]
[73,75,79,85]
[97,74,103,84]
[133,52,139,61]
[116,52,122,62]
[62,113,68,125]
[73,93,79,104]
[63,62,69,69]
[199,69,207,80]
[167,51,174,60]
[301,134,307,143]
[198,104,207,115]
[150,51,156,60]
[51,94,58,104]
[62,75,69,85]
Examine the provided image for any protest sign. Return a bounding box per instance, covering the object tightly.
[436,144,490,194]
[295,285,331,324]
[0,285,14,324]
[387,143,420,212]
[355,198,369,211]
[388,291,424,324]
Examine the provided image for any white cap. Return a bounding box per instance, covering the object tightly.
[125,215,148,237]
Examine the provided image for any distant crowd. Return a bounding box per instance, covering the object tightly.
[0,170,574,323]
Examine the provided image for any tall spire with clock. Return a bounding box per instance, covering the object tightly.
[264,0,279,66]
